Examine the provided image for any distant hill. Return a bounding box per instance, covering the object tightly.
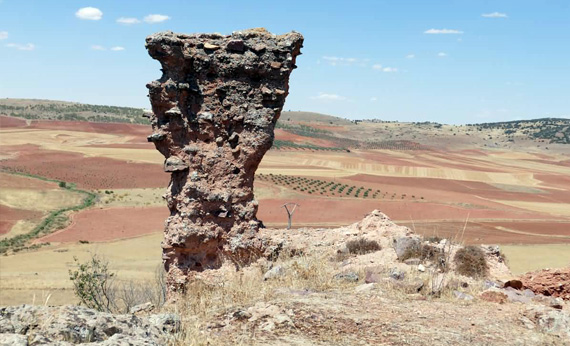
[1,99,568,147]
[280,111,353,125]
[0,98,148,125]
[468,118,570,145]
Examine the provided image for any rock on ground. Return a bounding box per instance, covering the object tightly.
[520,268,570,300]
[0,305,179,345]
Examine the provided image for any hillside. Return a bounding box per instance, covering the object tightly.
[0,98,148,125]
[1,99,569,152]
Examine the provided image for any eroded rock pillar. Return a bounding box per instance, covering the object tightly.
[145,29,303,293]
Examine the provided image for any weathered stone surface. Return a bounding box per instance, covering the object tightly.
[523,306,570,338]
[0,305,179,345]
[393,236,420,260]
[520,268,570,300]
[145,28,303,293]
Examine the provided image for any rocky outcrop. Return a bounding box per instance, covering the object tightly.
[145,28,303,293]
[520,268,570,300]
[0,305,179,345]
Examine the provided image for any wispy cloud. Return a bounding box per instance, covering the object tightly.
[322,56,358,66]
[372,64,398,72]
[91,45,125,52]
[370,97,378,102]
[6,43,35,51]
[406,54,415,59]
[0,31,7,40]
[482,12,507,18]
[382,67,398,72]
[75,7,103,21]
[424,28,463,34]
[438,52,447,57]
[311,92,347,101]
[143,14,170,24]
[117,17,141,25]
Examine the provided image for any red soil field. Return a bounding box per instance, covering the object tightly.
[27,119,149,137]
[0,172,58,190]
[422,152,506,172]
[489,221,570,237]
[535,173,570,190]
[343,174,569,204]
[0,116,28,128]
[39,206,168,243]
[399,221,570,245]
[0,205,42,235]
[257,198,546,227]
[0,146,169,189]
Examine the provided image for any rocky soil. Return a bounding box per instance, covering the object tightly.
[1,211,569,345]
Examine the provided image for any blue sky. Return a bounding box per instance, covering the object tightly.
[1,0,568,124]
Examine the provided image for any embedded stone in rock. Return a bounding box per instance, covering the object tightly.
[145,28,303,294]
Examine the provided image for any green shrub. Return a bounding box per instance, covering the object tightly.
[69,255,116,312]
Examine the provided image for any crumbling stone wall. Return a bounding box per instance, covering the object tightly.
[145,28,303,293]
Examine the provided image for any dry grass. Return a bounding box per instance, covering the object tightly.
[169,253,346,345]
[454,246,489,278]
[345,238,381,255]
[0,188,85,211]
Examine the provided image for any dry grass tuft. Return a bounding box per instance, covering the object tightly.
[454,246,488,278]
[345,238,381,255]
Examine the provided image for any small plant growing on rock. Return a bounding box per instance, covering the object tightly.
[346,238,381,255]
[454,245,488,278]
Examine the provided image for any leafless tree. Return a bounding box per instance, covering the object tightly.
[281,203,300,230]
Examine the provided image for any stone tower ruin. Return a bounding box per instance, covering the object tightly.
[145,29,303,293]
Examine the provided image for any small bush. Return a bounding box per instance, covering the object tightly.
[346,238,381,255]
[69,255,116,312]
[58,181,66,188]
[454,246,488,278]
[399,243,447,271]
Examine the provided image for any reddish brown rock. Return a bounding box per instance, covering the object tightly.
[145,28,303,294]
[520,268,570,300]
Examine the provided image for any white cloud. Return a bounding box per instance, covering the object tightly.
[144,14,170,24]
[370,97,378,102]
[117,17,141,25]
[482,12,507,18]
[322,56,358,66]
[111,46,125,51]
[382,67,398,72]
[76,7,103,21]
[310,92,347,101]
[424,28,463,34]
[0,31,8,40]
[91,45,106,51]
[373,64,398,72]
[406,54,415,59]
[6,43,35,51]
[438,52,447,57]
